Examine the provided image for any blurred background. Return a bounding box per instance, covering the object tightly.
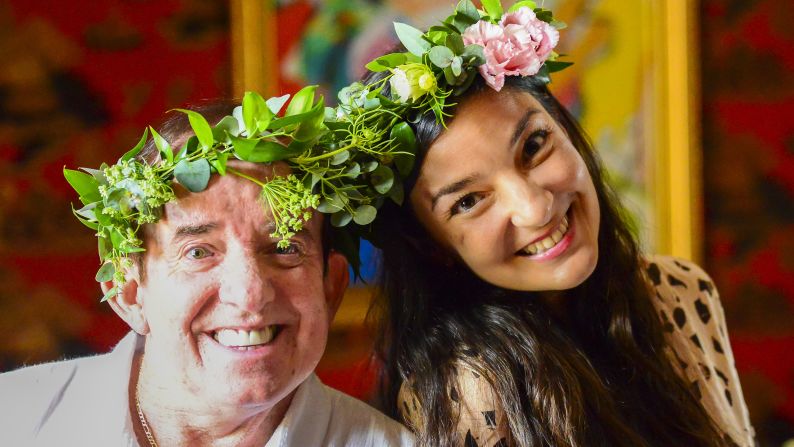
[0,0,791,445]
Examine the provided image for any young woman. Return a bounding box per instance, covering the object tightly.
[357,5,755,447]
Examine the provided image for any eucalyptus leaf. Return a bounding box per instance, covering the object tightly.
[317,193,347,213]
[120,128,149,162]
[95,262,116,282]
[71,204,99,230]
[266,94,290,115]
[330,211,353,227]
[371,165,395,194]
[361,160,379,173]
[285,85,317,117]
[213,116,240,144]
[81,167,108,185]
[353,205,378,225]
[174,159,211,192]
[462,44,485,65]
[98,234,111,259]
[175,109,214,150]
[394,22,431,56]
[451,56,463,76]
[330,150,350,165]
[429,45,455,68]
[344,162,361,178]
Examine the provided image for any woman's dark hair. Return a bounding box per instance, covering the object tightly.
[365,72,731,446]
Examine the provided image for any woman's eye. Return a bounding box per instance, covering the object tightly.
[450,192,483,217]
[522,129,550,163]
[186,247,211,260]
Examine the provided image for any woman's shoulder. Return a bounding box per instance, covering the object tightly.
[642,255,755,444]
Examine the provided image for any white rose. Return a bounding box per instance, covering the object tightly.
[389,68,412,103]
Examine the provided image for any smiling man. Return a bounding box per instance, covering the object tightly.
[0,104,414,447]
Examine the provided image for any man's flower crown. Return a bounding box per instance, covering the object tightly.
[65,0,570,299]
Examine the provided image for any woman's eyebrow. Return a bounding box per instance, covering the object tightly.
[431,175,478,211]
[510,108,542,147]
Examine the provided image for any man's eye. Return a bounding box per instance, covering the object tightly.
[275,243,301,255]
[186,247,211,260]
[522,129,550,163]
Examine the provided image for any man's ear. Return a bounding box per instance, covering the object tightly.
[102,265,149,335]
[323,251,349,322]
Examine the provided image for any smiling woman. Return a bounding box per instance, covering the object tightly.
[363,56,754,447]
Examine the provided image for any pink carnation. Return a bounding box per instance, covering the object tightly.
[462,7,560,91]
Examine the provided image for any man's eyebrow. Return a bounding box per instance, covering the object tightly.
[172,223,218,242]
[510,108,542,147]
[430,175,478,212]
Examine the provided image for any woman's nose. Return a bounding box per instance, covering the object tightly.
[218,247,275,313]
[498,174,553,229]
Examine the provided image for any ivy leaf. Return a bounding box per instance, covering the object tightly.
[95,262,116,282]
[481,0,503,19]
[210,152,229,175]
[100,286,118,303]
[266,94,290,115]
[446,33,465,55]
[371,165,395,194]
[389,177,405,205]
[394,22,431,56]
[212,115,240,144]
[64,168,101,204]
[331,211,353,227]
[390,122,417,177]
[120,128,149,162]
[365,52,408,72]
[508,0,537,13]
[455,0,480,24]
[71,203,99,230]
[147,126,172,163]
[174,159,211,192]
[285,85,317,117]
[353,205,377,225]
[293,98,327,142]
[429,45,455,68]
[174,109,214,151]
[545,60,574,73]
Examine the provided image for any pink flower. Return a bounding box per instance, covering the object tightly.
[462,7,560,91]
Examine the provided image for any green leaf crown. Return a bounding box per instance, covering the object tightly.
[65,0,569,300]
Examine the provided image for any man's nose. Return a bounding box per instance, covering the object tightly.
[218,247,274,313]
[498,174,553,229]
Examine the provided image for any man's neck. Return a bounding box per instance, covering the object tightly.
[129,352,294,447]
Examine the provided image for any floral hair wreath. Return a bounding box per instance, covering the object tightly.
[64,0,570,301]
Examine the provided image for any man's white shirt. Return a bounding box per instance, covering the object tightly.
[0,332,415,446]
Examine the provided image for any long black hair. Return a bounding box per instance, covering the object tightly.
[365,73,731,446]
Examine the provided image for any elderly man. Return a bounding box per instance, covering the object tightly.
[0,102,414,446]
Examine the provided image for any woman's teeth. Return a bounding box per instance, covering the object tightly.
[214,327,276,347]
[522,216,569,256]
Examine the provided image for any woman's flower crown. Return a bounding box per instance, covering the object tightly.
[65,0,570,298]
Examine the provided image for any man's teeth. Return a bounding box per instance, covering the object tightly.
[214,327,276,347]
[523,216,569,255]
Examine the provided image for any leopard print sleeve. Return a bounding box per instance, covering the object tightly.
[397,361,510,447]
[646,255,755,446]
